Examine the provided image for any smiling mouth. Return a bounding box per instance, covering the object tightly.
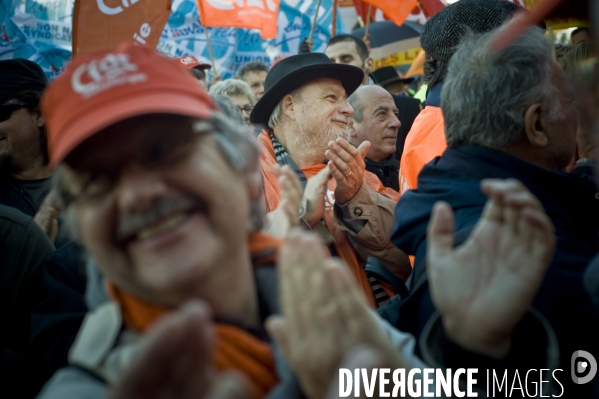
[117,198,208,245]
[135,211,188,241]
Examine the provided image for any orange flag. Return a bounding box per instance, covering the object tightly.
[197,0,280,39]
[72,0,171,56]
[362,0,419,27]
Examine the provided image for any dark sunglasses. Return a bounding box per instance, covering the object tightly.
[0,102,27,123]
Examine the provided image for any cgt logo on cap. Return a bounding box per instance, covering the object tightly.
[180,56,197,65]
[571,350,598,384]
[71,53,147,99]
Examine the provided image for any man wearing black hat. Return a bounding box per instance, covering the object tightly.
[0,59,54,219]
[251,53,411,306]
[399,0,523,194]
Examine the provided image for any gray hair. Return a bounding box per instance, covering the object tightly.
[54,112,263,239]
[209,79,255,104]
[211,94,245,125]
[442,27,565,148]
[267,88,302,129]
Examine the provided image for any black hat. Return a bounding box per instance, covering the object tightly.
[421,0,521,63]
[371,66,414,87]
[0,59,47,105]
[250,53,364,125]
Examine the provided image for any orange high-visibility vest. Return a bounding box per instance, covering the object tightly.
[399,106,446,194]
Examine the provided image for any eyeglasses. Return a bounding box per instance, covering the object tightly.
[62,125,210,204]
[0,102,27,123]
[237,105,254,114]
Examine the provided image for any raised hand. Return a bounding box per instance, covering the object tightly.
[34,190,60,243]
[302,165,331,227]
[263,165,303,238]
[427,179,555,359]
[267,230,408,399]
[326,138,370,204]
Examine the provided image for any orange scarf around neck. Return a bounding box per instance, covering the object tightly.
[106,233,282,398]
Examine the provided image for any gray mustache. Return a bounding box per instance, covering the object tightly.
[116,196,204,243]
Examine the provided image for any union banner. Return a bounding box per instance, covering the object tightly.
[72,0,171,55]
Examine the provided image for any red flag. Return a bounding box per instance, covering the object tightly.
[72,0,171,55]
[353,0,376,22]
[361,0,419,26]
[197,0,281,39]
[419,0,445,17]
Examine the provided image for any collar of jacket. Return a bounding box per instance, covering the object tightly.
[424,82,443,108]
[433,144,599,234]
[364,155,399,173]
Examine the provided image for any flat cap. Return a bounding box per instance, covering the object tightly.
[421,0,521,63]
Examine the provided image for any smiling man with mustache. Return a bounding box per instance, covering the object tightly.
[36,44,433,399]
[250,53,411,305]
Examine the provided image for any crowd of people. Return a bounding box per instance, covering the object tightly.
[1,0,598,397]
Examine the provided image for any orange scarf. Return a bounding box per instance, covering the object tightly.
[257,130,400,308]
[106,233,282,399]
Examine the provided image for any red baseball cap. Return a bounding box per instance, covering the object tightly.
[178,55,212,70]
[43,43,218,168]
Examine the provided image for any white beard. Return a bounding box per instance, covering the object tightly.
[292,109,350,164]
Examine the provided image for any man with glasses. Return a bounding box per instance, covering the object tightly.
[0,59,52,217]
[209,79,255,125]
[36,43,430,399]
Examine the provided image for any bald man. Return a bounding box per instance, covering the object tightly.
[347,85,401,191]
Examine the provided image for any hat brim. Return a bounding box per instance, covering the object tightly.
[250,63,364,125]
[192,64,212,70]
[50,91,213,168]
[376,76,415,86]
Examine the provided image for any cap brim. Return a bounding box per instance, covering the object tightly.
[375,76,415,86]
[50,91,212,168]
[250,63,364,125]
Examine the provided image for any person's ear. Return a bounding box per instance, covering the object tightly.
[281,94,297,121]
[33,107,45,128]
[364,57,374,75]
[524,103,548,147]
[348,119,358,139]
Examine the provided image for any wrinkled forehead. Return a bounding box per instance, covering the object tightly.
[63,113,202,171]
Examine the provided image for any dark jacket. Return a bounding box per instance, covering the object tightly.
[392,94,421,162]
[0,172,51,217]
[391,144,599,397]
[364,155,399,191]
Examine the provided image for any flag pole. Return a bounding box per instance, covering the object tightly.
[331,0,338,37]
[204,27,218,76]
[364,4,372,41]
[308,0,323,42]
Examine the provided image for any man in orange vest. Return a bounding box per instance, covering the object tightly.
[250,53,411,306]
[399,0,523,194]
